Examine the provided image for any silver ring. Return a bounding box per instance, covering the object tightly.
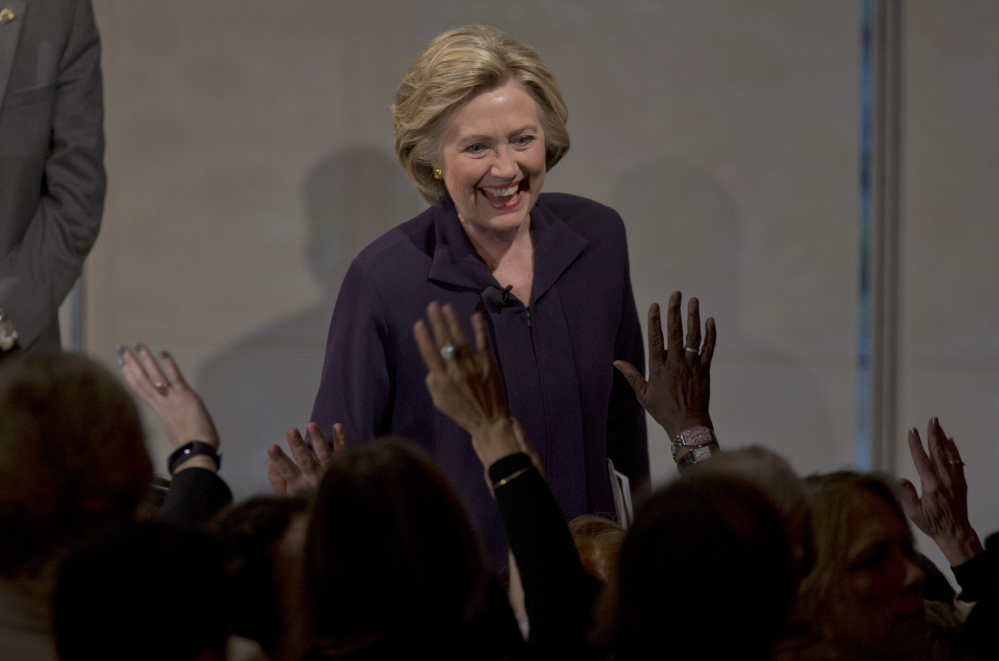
[685,347,699,354]
[440,343,458,360]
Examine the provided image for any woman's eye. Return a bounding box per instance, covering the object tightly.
[514,135,535,146]
[465,143,485,153]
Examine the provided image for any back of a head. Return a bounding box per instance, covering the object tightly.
[53,520,228,661]
[688,446,815,579]
[304,438,490,649]
[0,352,152,578]
[212,495,310,655]
[612,474,797,661]
[568,514,625,584]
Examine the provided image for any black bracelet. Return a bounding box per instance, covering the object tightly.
[168,441,221,476]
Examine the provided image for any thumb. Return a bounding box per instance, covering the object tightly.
[896,479,921,519]
[614,360,647,398]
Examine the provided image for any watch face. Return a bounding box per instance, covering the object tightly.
[682,426,714,446]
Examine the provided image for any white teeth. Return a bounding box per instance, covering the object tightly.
[482,183,519,196]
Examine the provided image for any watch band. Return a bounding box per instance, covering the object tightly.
[670,426,717,460]
[0,308,19,352]
[168,441,221,476]
[676,442,718,474]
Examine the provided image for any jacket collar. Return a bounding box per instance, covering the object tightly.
[427,196,589,305]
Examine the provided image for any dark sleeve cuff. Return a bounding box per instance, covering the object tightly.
[160,467,233,524]
[953,551,993,602]
[488,452,535,485]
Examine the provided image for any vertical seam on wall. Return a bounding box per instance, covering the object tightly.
[857,0,874,470]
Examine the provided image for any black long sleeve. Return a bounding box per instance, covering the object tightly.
[160,468,232,524]
[490,453,600,659]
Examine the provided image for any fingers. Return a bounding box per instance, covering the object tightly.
[267,444,301,485]
[158,351,190,391]
[426,301,453,351]
[118,346,158,405]
[647,303,665,365]
[613,361,647,399]
[907,427,935,484]
[700,317,717,370]
[414,320,445,373]
[685,297,702,352]
[472,312,491,356]
[135,344,171,391]
[306,422,333,466]
[897,478,922,520]
[330,423,348,453]
[266,457,289,496]
[665,291,685,360]
[286,428,317,476]
[440,304,472,357]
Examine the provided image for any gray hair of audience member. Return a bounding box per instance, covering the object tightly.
[603,473,797,661]
[687,446,815,580]
[0,353,152,578]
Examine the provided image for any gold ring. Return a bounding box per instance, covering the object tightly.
[154,382,169,396]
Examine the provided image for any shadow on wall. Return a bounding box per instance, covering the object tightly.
[196,148,425,500]
[612,158,837,474]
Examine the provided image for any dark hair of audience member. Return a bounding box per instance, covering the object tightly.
[52,520,229,661]
[604,473,797,661]
[303,438,492,652]
[568,514,625,584]
[212,495,310,657]
[0,353,152,578]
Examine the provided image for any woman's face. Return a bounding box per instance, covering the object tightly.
[821,490,928,659]
[437,80,547,236]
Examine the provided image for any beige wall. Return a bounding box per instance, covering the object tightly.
[894,0,999,578]
[85,1,863,501]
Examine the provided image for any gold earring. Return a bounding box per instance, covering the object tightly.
[433,168,443,180]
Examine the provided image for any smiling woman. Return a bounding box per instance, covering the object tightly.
[310,25,648,568]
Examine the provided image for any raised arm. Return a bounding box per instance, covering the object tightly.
[614,291,717,472]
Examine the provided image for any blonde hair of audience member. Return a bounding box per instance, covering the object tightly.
[392,24,570,206]
[799,472,929,660]
[568,515,625,585]
[0,353,152,581]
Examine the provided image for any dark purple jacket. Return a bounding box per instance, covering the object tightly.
[311,192,648,566]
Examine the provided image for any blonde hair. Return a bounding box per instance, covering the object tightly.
[392,25,570,206]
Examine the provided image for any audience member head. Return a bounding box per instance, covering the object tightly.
[392,24,570,206]
[212,495,310,660]
[304,438,490,651]
[688,446,815,580]
[0,353,152,579]
[800,471,928,660]
[53,520,228,661]
[568,514,625,584]
[607,473,797,661]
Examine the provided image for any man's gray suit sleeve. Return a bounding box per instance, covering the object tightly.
[0,0,105,349]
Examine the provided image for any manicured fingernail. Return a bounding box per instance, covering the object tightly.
[268,446,279,456]
[116,357,124,368]
[115,344,125,356]
[160,351,169,359]
[132,343,141,352]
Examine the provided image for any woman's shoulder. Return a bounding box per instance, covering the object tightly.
[535,192,627,243]
[350,206,437,274]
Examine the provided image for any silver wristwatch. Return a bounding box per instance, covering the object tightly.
[670,426,717,460]
[0,309,19,352]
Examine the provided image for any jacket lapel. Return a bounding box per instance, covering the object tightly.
[528,200,589,305]
[427,203,495,291]
[0,0,26,110]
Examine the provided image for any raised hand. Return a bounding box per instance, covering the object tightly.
[898,418,982,566]
[118,344,219,454]
[414,302,521,470]
[614,291,715,440]
[266,422,347,496]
